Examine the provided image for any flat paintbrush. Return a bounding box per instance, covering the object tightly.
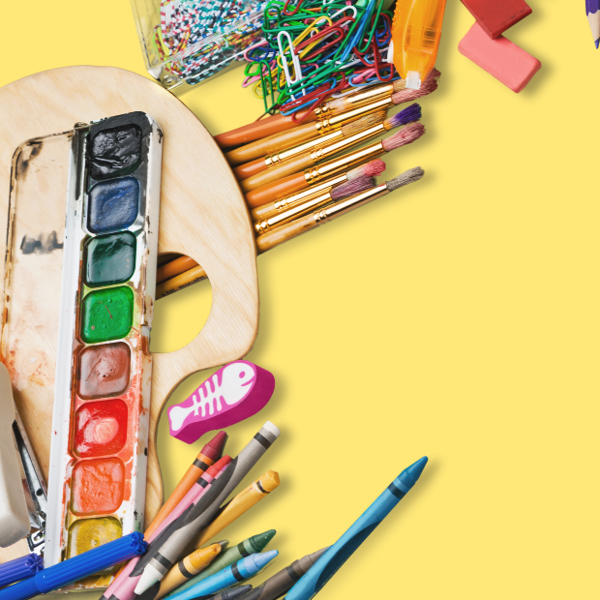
[155,177,377,298]
[240,104,422,193]
[215,69,439,150]
[255,167,425,252]
[232,110,386,180]
[254,177,376,234]
[245,123,425,208]
[225,100,391,167]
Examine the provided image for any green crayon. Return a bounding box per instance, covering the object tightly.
[164,531,276,599]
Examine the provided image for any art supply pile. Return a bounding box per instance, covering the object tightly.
[157,71,441,297]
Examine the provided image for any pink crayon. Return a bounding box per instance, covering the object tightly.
[168,361,275,444]
[100,457,232,600]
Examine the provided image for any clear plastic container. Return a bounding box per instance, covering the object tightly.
[130,0,266,95]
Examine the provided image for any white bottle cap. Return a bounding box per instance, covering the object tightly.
[406,70,422,90]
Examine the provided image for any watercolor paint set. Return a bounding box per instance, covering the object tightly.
[19,112,163,585]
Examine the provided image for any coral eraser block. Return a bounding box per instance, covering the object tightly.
[458,23,541,93]
[460,0,532,39]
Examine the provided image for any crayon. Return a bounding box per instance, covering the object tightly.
[164,552,278,600]
[205,585,252,600]
[134,422,280,594]
[236,548,328,600]
[192,471,280,549]
[165,530,276,599]
[285,457,428,600]
[101,457,231,600]
[139,542,226,600]
[147,432,227,538]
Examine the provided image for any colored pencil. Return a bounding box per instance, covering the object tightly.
[245,124,423,208]
[255,168,425,253]
[587,0,600,48]
[285,457,428,600]
[239,104,422,193]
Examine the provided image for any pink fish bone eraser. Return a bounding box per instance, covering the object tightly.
[458,22,541,93]
[460,0,532,39]
[168,361,276,444]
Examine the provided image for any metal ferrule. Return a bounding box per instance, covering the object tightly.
[309,124,385,162]
[255,190,332,234]
[326,97,392,126]
[273,175,347,211]
[314,183,388,223]
[265,129,344,167]
[304,143,385,184]
[314,83,394,115]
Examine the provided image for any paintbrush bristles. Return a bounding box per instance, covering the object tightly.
[391,69,441,105]
[341,110,386,136]
[381,123,425,151]
[348,159,386,179]
[384,104,422,130]
[385,167,425,192]
[330,177,376,201]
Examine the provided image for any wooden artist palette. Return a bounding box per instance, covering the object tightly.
[0,67,260,580]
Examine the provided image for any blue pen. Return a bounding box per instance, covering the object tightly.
[0,532,147,600]
[166,551,278,600]
[285,456,428,600]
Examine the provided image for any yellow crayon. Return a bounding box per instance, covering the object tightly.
[154,543,223,600]
[193,471,280,549]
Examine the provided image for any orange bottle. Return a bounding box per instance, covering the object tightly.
[392,0,447,90]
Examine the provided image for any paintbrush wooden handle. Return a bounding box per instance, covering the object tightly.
[240,153,314,193]
[255,214,317,252]
[245,171,307,208]
[233,157,266,181]
[223,119,318,163]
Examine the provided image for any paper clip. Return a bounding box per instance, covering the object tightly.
[277,30,304,98]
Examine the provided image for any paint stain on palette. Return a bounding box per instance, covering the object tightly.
[46,112,162,573]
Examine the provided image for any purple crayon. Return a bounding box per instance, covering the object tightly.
[168,361,275,444]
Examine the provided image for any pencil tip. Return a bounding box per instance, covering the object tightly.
[595,38,599,49]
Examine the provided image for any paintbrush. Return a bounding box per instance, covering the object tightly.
[240,104,422,193]
[226,100,391,167]
[215,70,439,150]
[245,123,425,208]
[155,177,377,298]
[232,110,387,180]
[254,177,376,234]
[255,167,425,252]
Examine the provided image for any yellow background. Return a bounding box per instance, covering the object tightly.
[0,0,597,598]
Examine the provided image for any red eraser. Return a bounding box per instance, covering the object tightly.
[458,23,541,93]
[460,0,532,39]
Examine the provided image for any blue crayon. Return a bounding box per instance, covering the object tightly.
[285,456,428,600]
[166,551,278,600]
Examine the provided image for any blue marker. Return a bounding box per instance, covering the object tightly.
[166,551,278,600]
[285,456,428,600]
[0,532,147,600]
